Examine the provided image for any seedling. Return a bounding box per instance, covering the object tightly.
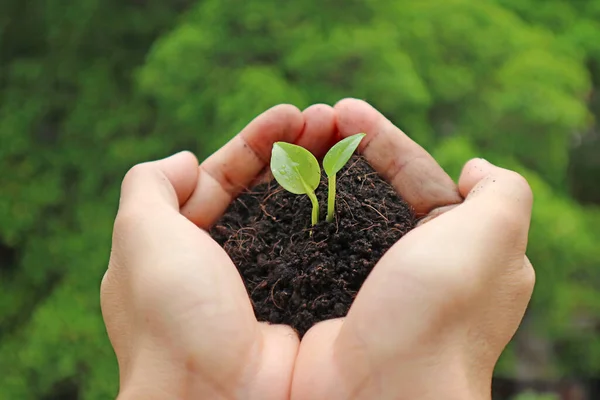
[323,133,366,222]
[270,133,366,226]
[271,142,321,225]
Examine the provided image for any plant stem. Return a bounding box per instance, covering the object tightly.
[327,174,336,222]
[306,189,319,225]
[300,176,319,226]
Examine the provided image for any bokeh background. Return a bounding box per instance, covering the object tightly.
[1,1,599,399]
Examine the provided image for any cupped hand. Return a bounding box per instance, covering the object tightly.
[102,98,535,400]
[100,104,339,399]
[291,99,535,400]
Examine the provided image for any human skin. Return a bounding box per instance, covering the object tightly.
[101,99,534,400]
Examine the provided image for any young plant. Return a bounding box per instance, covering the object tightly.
[322,133,366,222]
[271,142,321,225]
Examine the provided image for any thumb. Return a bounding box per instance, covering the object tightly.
[457,158,533,253]
[119,151,199,213]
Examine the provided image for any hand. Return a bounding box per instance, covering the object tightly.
[100,104,339,399]
[291,99,535,400]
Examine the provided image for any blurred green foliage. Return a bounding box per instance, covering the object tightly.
[1,0,599,398]
[511,391,560,400]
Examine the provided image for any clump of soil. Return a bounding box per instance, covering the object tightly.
[210,156,416,336]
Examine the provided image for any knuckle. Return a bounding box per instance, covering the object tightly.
[512,270,535,307]
[101,254,130,306]
[271,103,301,115]
[100,270,113,296]
[504,257,535,301]
[100,269,118,307]
[520,259,536,292]
[333,98,368,116]
[333,97,355,109]
[100,270,109,294]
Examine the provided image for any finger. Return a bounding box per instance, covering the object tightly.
[254,104,338,185]
[104,151,200,360]
[415,204,459,226]
[296,104,338,159]
[334,98,461,215]
[119,151,199,213]
[290,319,349,399]
[252,323,301,399]
[181,104,304,228]
[113,170,260,359]
[457,158,533,247]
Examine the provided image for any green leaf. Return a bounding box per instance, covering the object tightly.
[323,133,366,176]
[271,142,321,194]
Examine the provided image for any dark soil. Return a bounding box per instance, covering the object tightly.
[210,156,416,337]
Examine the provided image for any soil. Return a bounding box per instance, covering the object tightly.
[210,156,417,337]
